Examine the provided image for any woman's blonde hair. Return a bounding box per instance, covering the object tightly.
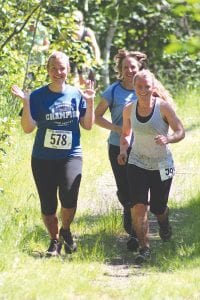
[47,51,70,69]
[134,69,174,104]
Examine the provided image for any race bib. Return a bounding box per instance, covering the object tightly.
[44,129,72,150]
[158,159,175,181]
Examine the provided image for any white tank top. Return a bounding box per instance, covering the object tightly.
[128,98,174,170]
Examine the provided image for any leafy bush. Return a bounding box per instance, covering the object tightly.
[0,117,16,164]
[155,53,200,93]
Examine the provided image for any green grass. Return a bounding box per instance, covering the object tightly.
[0,90,200,299]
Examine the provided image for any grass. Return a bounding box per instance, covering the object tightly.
[0,90,200,299]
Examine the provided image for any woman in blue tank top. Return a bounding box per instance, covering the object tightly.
[118,70,185,263]
[11,51,95,257]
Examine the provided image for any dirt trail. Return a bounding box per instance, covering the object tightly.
[77,169,189,286]
[78,171,163,284]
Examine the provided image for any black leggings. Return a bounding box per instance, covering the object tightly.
[108,144,131,208]
[31,156,82,215]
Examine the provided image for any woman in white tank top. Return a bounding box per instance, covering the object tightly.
[118,70,185,263]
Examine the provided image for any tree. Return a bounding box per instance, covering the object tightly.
[0,0,199,118]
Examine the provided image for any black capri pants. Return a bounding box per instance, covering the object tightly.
[31,156,82,215]
[108,144,131,208]
[127,164,172,215]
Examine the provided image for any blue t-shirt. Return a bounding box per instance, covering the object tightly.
[101,81,137,146]
[30,84,86,159]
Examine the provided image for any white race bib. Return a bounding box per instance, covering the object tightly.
[158,159,175,181]
[44,129,72,150]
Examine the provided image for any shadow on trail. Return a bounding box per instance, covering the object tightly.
[25,192,200,271]
[74,192,200,271]
[149,192,200,271]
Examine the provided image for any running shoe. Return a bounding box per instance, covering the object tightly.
[46,239,62,257]
[135,247,151,264]
[60,228,77,254]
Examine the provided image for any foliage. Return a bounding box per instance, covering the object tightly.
[0,0,200,118]
[0,117,16,168]
[156,52,200,91]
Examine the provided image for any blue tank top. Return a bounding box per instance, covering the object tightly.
[30,84,86,160]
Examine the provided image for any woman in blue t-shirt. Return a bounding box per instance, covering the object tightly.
[11,51,95,257]
[95,49,147,251]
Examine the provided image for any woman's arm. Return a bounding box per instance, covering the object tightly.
[11,85,36,133]
[95,98,122,135]
[155,101,185,145]
[118,103,133,165]
[79,82,95,130]
[86,27,101,64]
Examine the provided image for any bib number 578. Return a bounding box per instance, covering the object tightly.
[44,129,72,149]
[50,133,67,146]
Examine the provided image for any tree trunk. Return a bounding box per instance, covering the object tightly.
[101,21,117,87]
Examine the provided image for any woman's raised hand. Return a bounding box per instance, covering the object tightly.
[11,85,30,101]
[79,80,96,101]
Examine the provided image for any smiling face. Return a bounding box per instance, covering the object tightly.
[134,71,155,99]
[121,56,140,84]
[47,55,69,85]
